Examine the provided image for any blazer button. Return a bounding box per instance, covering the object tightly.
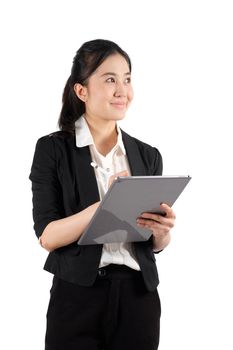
[98,269,107,277]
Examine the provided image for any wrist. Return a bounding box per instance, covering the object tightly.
[152,232,171,252]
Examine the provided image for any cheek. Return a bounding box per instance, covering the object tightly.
[128,88,134,102]
[91,85,113,101]
[87,88,106,107]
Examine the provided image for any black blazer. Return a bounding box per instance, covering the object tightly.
[29,129,163,292]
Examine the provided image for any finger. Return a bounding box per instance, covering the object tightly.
[140,212,165,222]
[137,216,175,229]
[137,219,171,233]
[115,170,129,177]
[160,203,176,219]
[140,212,173,225]
[108,170,129,188]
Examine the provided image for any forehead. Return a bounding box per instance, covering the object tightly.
[95,54,130,75]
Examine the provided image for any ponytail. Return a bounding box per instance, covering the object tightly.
[58,76,85,134]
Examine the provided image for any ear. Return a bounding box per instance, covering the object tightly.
[74,83,88,102]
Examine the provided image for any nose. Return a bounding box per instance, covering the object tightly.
[114,81,127,97]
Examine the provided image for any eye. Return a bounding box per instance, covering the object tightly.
[125,77,131,84]
[106,77,115,83]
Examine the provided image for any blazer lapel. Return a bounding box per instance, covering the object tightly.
[73,146,100,209]
[121,130,147,176]
[72,129,146,210]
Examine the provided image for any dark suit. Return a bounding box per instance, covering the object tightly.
[29,129,163,292]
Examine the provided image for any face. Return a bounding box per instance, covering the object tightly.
[75,53,134,122]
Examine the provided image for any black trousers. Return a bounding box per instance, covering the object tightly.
[45,264,161,350]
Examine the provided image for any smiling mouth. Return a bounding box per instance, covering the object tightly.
[111,103,127,109]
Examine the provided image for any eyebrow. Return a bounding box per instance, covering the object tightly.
[100,72,131,77]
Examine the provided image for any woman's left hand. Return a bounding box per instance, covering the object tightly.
[136,203,176,251]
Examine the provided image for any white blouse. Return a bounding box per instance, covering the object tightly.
[75,115,140,271]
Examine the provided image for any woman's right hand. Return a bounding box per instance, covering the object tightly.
[108,170,129,188]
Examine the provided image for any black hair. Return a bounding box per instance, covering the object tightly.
[57,39,132,134]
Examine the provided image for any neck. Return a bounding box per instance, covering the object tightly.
[84,114,118,155]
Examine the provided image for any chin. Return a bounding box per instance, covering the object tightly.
[111,110,127,121]
[111,115,126,122]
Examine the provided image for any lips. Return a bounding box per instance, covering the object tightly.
[111,102,127,109]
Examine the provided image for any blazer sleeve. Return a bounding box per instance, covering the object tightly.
[151,147,163,176]
[29,135,65,238]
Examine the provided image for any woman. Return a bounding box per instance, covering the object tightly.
[29,39,176,350]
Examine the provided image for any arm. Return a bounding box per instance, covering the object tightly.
[42,169,131,251]
[29,135,100,252]
[39,201,100,252]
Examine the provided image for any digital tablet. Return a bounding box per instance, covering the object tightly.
[78,175,191,245]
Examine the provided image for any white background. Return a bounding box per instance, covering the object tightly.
[1,0,232,349]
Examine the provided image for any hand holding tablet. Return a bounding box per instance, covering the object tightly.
[78,175,191,245]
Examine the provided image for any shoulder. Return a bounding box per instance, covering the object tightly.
[33,131,75,161]
[39,130,74,141]
[35,130,74,148]
[121,129,161,157]
[121,129,163,175]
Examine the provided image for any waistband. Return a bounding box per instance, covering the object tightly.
[97,264,142,280]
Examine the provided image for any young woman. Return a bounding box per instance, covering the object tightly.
[29,39,176,350]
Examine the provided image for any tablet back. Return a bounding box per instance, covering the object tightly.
[78,175,191,245]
